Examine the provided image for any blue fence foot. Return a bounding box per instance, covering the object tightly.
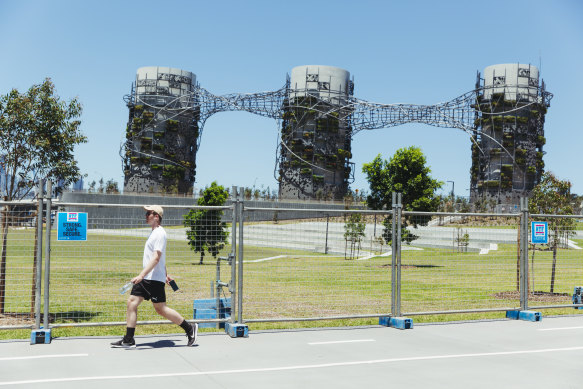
[379,316,413,330]
[30,329,51,344]
[505,310,542,322]
[225,322,248,338]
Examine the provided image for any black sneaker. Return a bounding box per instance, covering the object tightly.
[110,338,136,348]
[187,323,198,346]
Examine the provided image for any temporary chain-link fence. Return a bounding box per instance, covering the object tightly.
[241,207,393,323]
[0,202,39,328]
[1,189,582,331]
[401,211,522,315]
[47,202,235,328]
[527,213,583,309]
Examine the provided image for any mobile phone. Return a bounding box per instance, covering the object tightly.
[169,279,179,292]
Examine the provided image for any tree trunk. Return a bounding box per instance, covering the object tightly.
[0,206,10,314]
[531,244,536,294]
[199,251,204,265]
[516,226,520,291]
[30,207,39,316]
[550,243,558,294]
[344,239,347,260]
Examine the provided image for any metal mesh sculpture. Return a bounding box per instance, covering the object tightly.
[122,65,552,203]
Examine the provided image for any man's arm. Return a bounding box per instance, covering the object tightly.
[132,250,161,284]
[165,266,173,284]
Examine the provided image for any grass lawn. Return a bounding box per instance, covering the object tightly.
[1,227,582,340]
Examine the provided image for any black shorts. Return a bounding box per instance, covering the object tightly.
[131,279,166,303]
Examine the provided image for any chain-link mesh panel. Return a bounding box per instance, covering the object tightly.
[241,209,392,321]
[0,204,38,328]
[4,197,581,332]
[47,204,234,327]
[527,215,583,308]
[400,213,522,314]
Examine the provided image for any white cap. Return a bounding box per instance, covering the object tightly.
[143,205,164,217]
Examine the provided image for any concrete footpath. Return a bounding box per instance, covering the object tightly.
[1,316,582,388]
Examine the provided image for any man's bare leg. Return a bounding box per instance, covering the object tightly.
[154,302,197,346]
[127,295,144,327]
[153,302,184,324]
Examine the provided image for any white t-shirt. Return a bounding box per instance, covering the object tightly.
[142,226,167,283]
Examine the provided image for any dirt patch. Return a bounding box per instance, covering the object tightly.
[0,313,34,327]
[494,290,571,302]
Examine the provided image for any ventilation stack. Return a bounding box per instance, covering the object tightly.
[470,63,549,209]
[123,67,199,194]
[278,65,355,200]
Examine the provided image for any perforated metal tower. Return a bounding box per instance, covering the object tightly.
[470,63,549,208]
[123,67,199,194]
[277,65,355,200]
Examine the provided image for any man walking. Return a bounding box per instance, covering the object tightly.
[111,205,198,348]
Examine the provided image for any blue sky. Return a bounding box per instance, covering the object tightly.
[1,0,581,196]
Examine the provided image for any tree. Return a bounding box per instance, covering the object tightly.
[183,182,229,264]
[105,179,119,194]
[244,187,252,200]
[362,147,442,245]
[344,213,366,260]
[0,79,85,199]
[528,172,576,293]
[0,78,86,313]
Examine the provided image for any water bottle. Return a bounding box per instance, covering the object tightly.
[119,281,133,295]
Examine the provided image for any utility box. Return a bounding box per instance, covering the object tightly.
[30,329,51,345]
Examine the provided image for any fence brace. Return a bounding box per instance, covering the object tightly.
[505,197,542,322]
[31,180,51,344]
[381,192,412,329]
[33,180,44,330]
[225,186,248,337]
[520,196,529,311]
[43,181,53,330]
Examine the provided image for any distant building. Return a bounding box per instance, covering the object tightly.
[72,177,84,192]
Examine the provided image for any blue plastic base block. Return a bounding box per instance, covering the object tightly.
[506,310,542,322]
[225,322,248,338]
[572,287,583,309]
[194,308,230,329]
[193,298,232,328]
[379,316,413,329]
[193,298,231,310]
[30,329,51,344]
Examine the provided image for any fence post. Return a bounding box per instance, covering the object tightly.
[396,193,403,317]
[391,192,403,317]
[229,186,238,323]
[43,181,52,330]
[34,180,44,330]
[382,192,412,328]
[520,196,529,311]
[391,192,397,315]
[223,188,249,337]
[237,191,244,324]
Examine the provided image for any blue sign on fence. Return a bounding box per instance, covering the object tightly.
[57,212,88,241]
[531,221,548,244]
